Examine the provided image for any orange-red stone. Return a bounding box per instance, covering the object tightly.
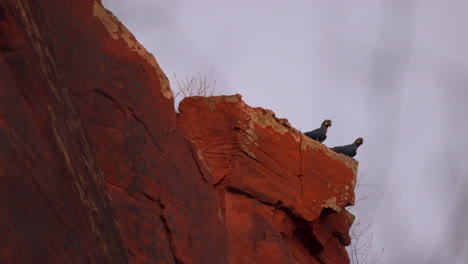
[0,1,227,263]
[1,1,357,263]
[177,95,357,263]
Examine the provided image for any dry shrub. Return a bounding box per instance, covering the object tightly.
[348,173,384,264]
[348,217,384,264]
[172,71,217,101]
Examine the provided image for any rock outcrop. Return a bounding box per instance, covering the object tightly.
[0,1,356,263]
[177,95,356,264]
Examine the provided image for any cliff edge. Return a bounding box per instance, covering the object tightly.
[178,95,356,264]
[0,1,356,263]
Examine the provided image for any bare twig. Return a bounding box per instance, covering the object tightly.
[172,71,217,101]
[348,217,384,264]
[348,172,385,264]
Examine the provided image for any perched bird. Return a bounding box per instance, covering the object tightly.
[331,137,364,157]
[304,119,332,142]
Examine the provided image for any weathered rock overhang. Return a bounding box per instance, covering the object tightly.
[177,95,357,263]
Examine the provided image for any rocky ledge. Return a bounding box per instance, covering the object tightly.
[178,95,356,264]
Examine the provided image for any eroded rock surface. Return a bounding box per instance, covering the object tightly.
[1,1,356,263]
[0,1,226,263]
[177,95,357,264]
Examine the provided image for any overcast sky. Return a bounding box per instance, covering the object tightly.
[102,1,468,263]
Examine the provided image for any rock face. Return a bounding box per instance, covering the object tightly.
[0,1,356,263]
[0,1,226,263]
[177,96,356,264]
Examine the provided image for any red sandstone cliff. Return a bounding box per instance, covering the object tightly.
[177,96,356,264]
[0,1,356,263]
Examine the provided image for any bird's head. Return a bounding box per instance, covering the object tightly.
[322,119,332,128]
[354,137,364,147]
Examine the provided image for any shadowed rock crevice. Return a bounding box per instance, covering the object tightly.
[289,211,324,256]
[221,186,350,263]
[227,186,257,200]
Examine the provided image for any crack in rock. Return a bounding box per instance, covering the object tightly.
[157,200,185,264]
[91,88,163,152]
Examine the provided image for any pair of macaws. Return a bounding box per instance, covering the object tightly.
[304,119,363,158]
